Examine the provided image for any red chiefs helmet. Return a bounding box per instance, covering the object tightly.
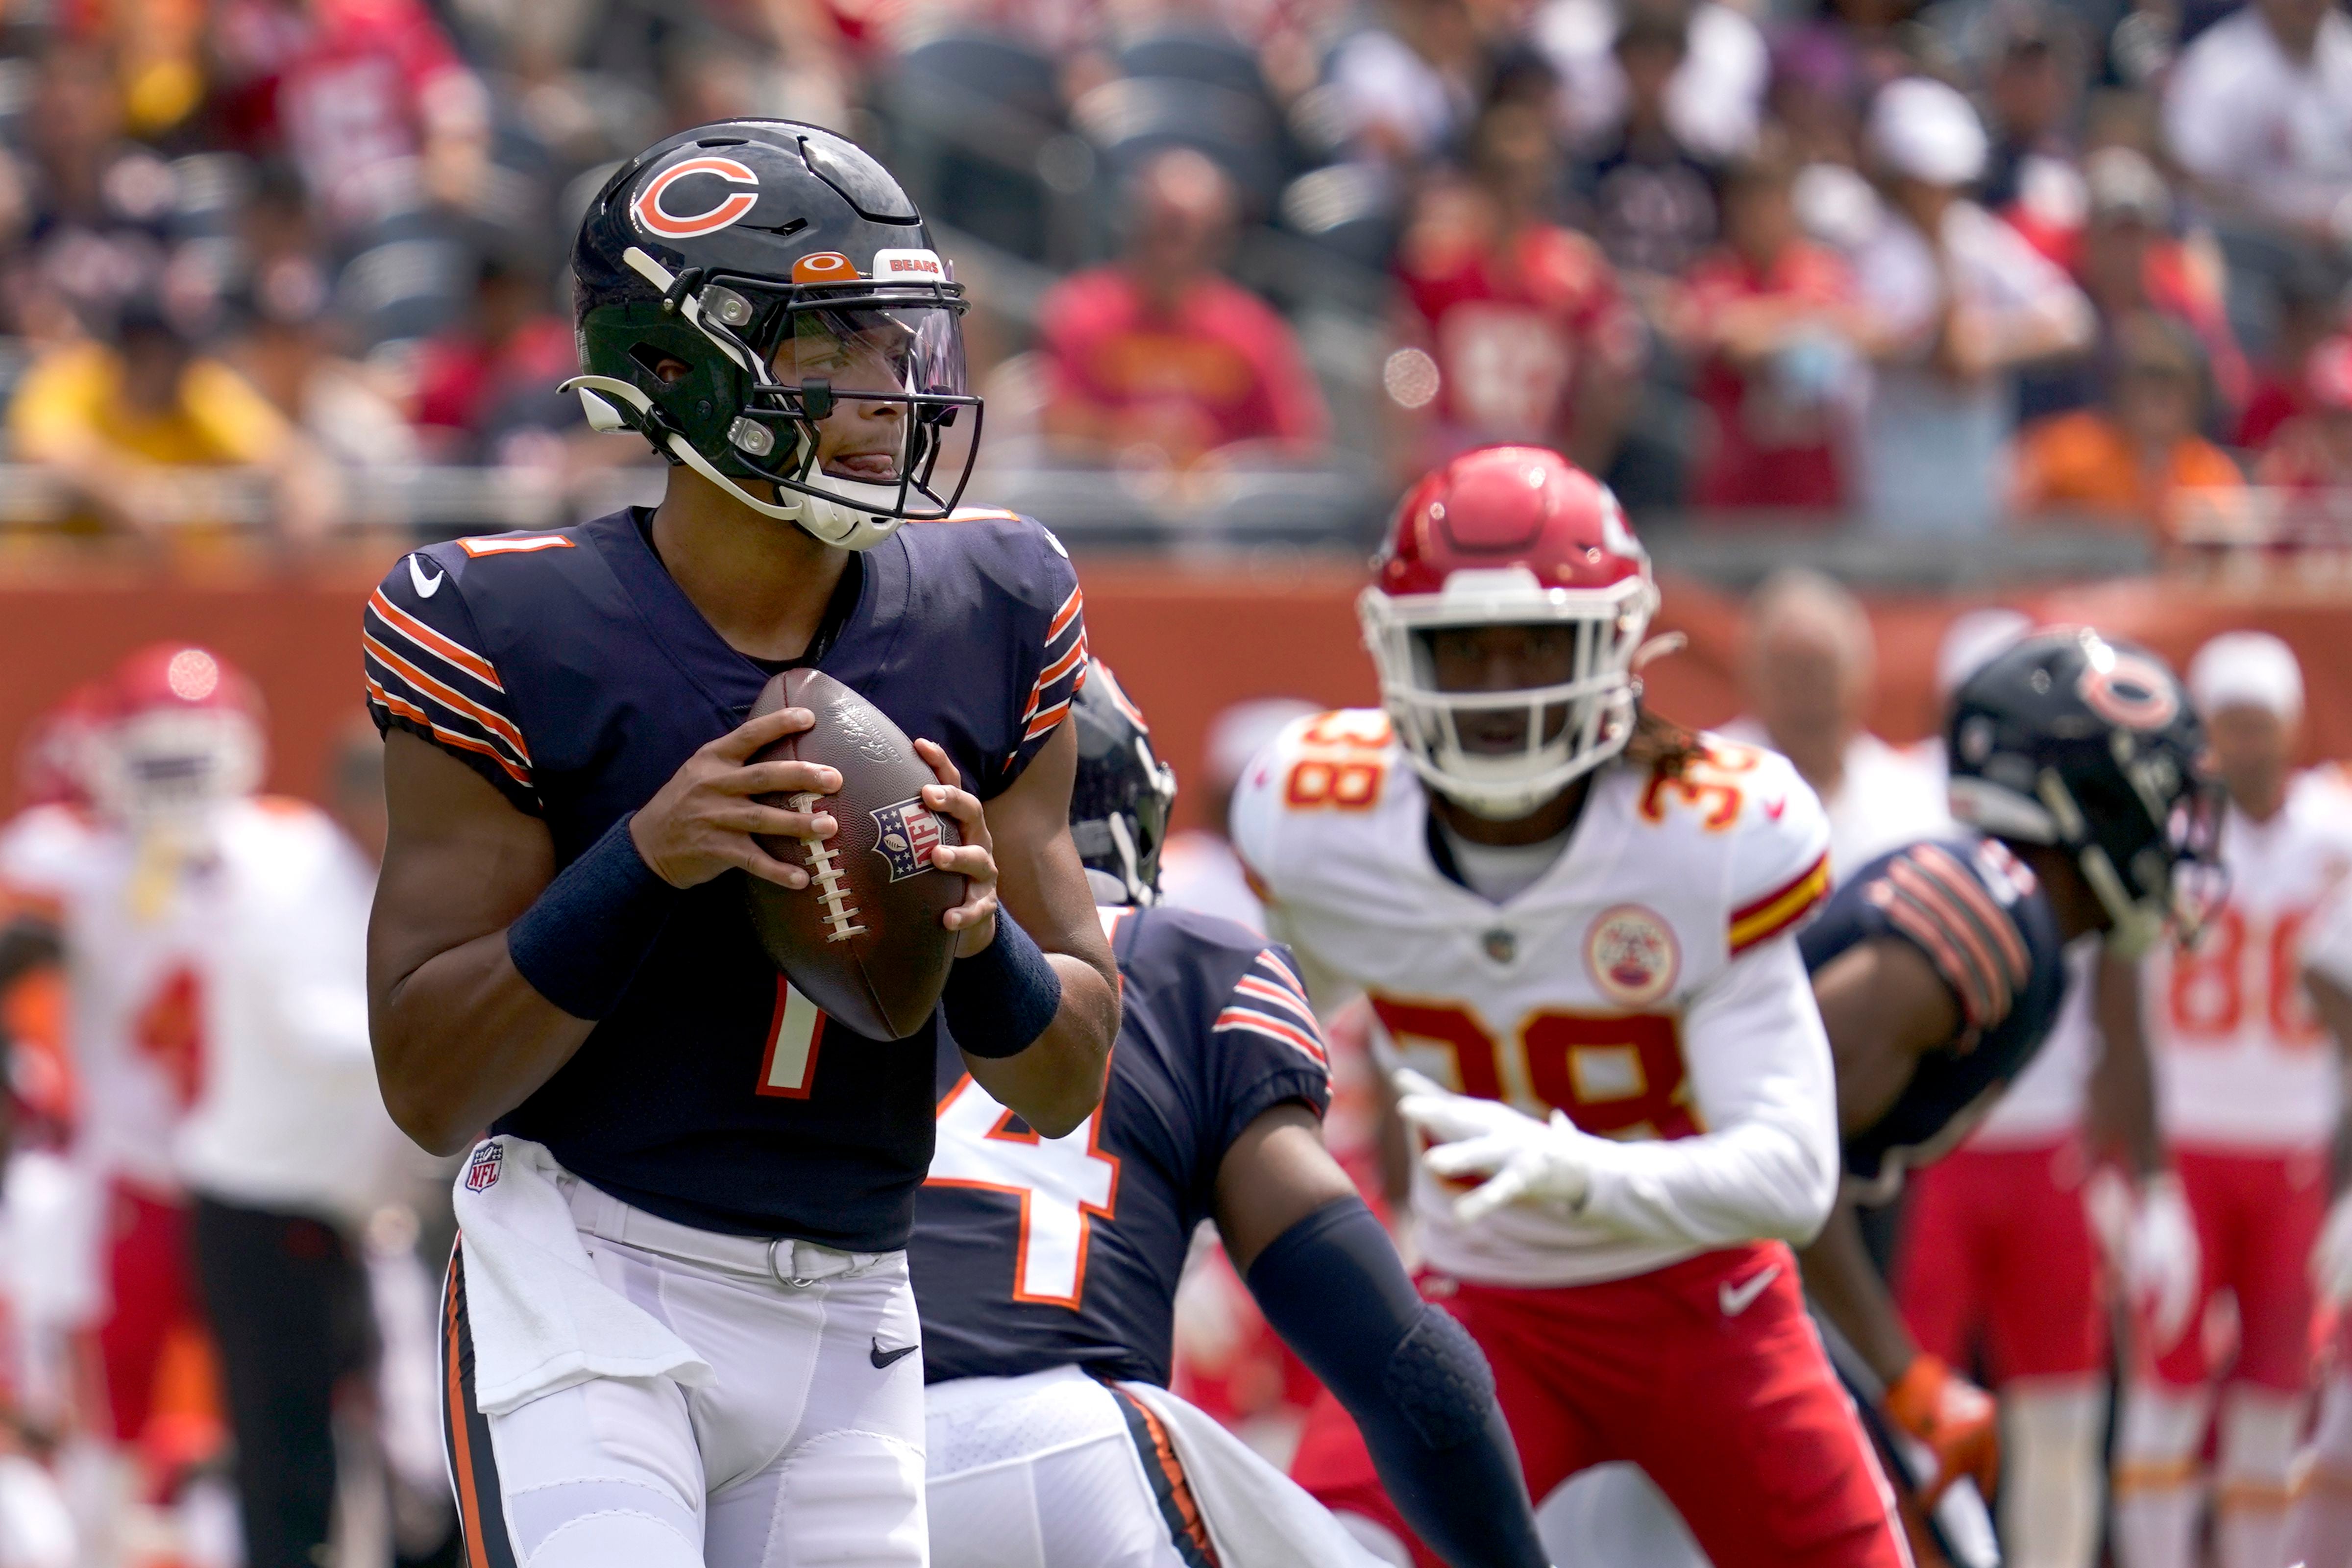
[89,644,266,827]
[1359,446,1657,817]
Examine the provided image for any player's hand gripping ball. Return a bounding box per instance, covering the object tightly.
[739,669,972,1040]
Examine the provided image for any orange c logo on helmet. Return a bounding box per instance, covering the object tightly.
[632,156,760,240]
[2080,653,2181,730]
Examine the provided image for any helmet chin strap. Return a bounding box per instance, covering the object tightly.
[560,374,906,552]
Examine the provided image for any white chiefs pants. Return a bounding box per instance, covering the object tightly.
[441,1173,927,1568]
[926,1367,1390,1568]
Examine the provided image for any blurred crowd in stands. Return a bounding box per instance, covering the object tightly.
[0,0,2351,545]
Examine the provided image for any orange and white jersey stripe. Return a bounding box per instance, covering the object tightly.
[364,550,537,809]
[1213,948,1328,1071]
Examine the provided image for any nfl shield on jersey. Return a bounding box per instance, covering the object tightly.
[1799,833,2069,1194]
[910,904,1331,1386]
[362,505,1086,1250]
[1229,710,1833,1288]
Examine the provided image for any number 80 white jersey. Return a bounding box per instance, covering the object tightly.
[1231,710,1845,1288]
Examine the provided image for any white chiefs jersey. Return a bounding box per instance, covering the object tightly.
[2143,774,2352,1152]
[0,798,397,1217]
[1232,710,1843,1288]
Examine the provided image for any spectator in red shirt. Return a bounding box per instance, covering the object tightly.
[411,251,580,463]
[1390,96,1644,480]
[1671,136,1861,508]
[212,0,488,230]
[2237,261,2346,451]
[2257,336,2352,491]
[1035,149,1328,468]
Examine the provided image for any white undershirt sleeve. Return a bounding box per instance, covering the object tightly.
[1574,933,1841,1249]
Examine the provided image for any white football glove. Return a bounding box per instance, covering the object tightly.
[1392,1069,1600,1224]
[2311,1191,2352,1307]
[2127,1174,2202,1354]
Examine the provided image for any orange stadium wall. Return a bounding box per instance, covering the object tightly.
[0,555,2343,835]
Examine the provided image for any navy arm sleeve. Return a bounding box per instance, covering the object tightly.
[1247,1200,1548,1568]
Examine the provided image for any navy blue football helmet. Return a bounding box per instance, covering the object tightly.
[1947,627,2223,956]
[1070,663,1177,906]
[564,121,980,551]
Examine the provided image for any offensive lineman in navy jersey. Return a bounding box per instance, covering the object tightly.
[910,665,1548,1568]
[363,122,1119,1568]
[1792,630,2216,1553]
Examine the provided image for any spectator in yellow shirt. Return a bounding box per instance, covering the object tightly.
[8,298,338,539]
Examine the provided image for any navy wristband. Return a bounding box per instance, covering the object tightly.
[941,912,1063,1058]
[506,812,682,1021]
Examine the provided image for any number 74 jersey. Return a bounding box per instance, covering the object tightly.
[1231,710,1839,1289]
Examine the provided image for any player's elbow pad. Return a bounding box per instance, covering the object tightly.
[1248,1198,1549,1568]
[1247,1198,1487,1446]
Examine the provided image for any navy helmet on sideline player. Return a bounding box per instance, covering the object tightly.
[1068,663,1177,907]
[1944,627,2223,957]
[1791,629,2216,1552]
[564,121,980,549]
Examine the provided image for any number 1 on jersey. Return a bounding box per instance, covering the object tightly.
[757,979,826,1098]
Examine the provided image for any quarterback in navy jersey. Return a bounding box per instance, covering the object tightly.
[1789,629,2218,1535]
[910,665,1548,1568]
[364,122,1119,1568]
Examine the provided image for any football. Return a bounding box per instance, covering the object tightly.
[740,668,966,1040]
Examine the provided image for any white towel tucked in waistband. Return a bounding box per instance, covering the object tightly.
[451,1136,713,1416]
[1115,1380,1392,1568]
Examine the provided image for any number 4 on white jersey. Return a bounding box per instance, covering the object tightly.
[928,1076,1121,1307]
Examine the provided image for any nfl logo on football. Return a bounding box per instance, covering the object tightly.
[464,1142,505,1193]
[870,798,944,882]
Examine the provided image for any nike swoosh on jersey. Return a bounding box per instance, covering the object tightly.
[409,556,445,597]
[869,1339,919,1369]
[1718,1263,1781,1317]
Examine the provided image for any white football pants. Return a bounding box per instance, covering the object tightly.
[924,1368,1206,1568]
[441,1180,927,1568]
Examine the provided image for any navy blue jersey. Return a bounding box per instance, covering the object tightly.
[1798,835,2069,1192]
[909,904,1331,1386]
[363,506,1086,1248]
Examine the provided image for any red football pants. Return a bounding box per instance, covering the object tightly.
[1895,1140,2107,1382]
[2149,1145,2327,1391]
[98,1180,200,1445]
[1291,1242,1911,1568]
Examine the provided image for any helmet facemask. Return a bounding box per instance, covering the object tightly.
[1959,748,2228,958]
[90,707,263,835]
[2058,758,2228,958]
[567,245,983,551]
[1073,738,1178,907]
[1359,569,1658,820]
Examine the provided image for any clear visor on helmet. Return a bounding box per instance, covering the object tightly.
[684,271,981,523]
